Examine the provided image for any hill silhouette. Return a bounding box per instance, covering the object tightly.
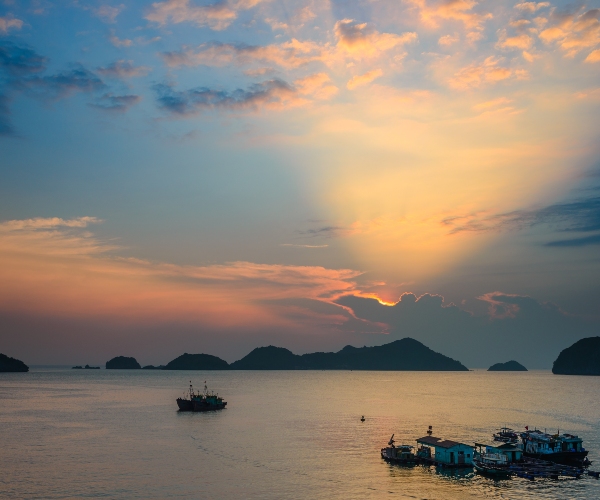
[163,353,229,370]
[229,338,468,371]
[106,356,141,369]
[0,353,29,372]
[552,337,600,375]
[488,360,527,371]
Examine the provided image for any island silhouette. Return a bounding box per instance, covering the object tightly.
[488,360,527,371]
[142,338,469,371]
[0,353,29,372]
[552,336,600,375]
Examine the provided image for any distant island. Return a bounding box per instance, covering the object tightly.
[72,365,100,369]
[101,338,469,371]
[0,353,29,372]
[488,360,527,371]
[106,356,141,369]
[229,338,468,370]
[163,353,229,370]
[552,337,600,375]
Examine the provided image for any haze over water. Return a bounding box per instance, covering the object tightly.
[2,368,599,499]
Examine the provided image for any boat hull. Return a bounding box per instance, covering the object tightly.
[523,450,588,465]
[176,398,194,411]
[473,460,511,477]
[192,400,227,412]
[381,452,419,465]
[177,398,227,412]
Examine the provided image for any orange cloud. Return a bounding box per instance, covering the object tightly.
[496,31,533,50]
[438,34,459,46]
[145,0,263,30]
[0,217,362,330]
[295,73,338,100]
[162,39,329,69]
[538,8,600,58]
[346,69,383,90]
[514,2,550,13]
[448,56,521,89]
[410,0,492,30]
[334,19,417,59]
[585,48,600,62]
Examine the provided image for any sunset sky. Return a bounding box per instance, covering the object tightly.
[1,0,599,367]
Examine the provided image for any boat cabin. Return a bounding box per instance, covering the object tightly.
[416,436,473,466]
[522,430,584,454]
[475,442,522,463]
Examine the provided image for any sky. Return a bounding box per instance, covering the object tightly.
[1,0,599,368]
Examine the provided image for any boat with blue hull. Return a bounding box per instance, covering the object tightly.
[520,429,588,466]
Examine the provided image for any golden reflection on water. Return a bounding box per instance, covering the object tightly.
[0,369,598,499]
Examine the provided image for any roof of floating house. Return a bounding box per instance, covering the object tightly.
[417,436,469,449]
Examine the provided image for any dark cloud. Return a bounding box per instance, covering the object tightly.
[443,194,600,245]
[0,42,47,77]
[25,64,105,99]
[545,233,600,248]
[336,292,598,368]
[297,225,349,238]
[96,60,150,78]
[153,78,296,115]
[0,92,12,135]
[90,93,141,112]
[0,41,141,135]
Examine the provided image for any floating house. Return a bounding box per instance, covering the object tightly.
[416,436,474,467]
[474,441,522,463]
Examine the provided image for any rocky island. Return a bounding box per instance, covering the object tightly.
[229,338,469,371]
[163,353,229,370]
[488,360,527,371]
[552,337,600,375]
[0,353,29,372]
[105,356,141,369]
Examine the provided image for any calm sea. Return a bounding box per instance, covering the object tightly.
[1,369,599,499]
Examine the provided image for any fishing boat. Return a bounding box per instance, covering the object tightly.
[520,428,588,465]
[492,427,519,444]
[473,453,512,477]
[176,381,227,412]
[381,434,420,465]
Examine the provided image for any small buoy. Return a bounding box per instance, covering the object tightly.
[361,415,365,422]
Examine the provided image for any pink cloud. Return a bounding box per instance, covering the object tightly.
[0,217,363,331]
[0,15,23,33]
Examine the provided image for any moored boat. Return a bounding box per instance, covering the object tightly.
[520,428,588,465]
[473,453,512,477]
[493,427,519,444]
[381,434,420,465]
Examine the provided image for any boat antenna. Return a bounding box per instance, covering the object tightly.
[427,425,433,436]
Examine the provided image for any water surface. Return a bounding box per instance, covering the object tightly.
[1,369,599,499]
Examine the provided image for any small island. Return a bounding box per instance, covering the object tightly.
[72,364,100,369]
[0,353,29,372]
[142,365,165,370]
[552,337,600,375]
[163,353,229,370]
[488,360,527,371]
[105,356,141,369]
